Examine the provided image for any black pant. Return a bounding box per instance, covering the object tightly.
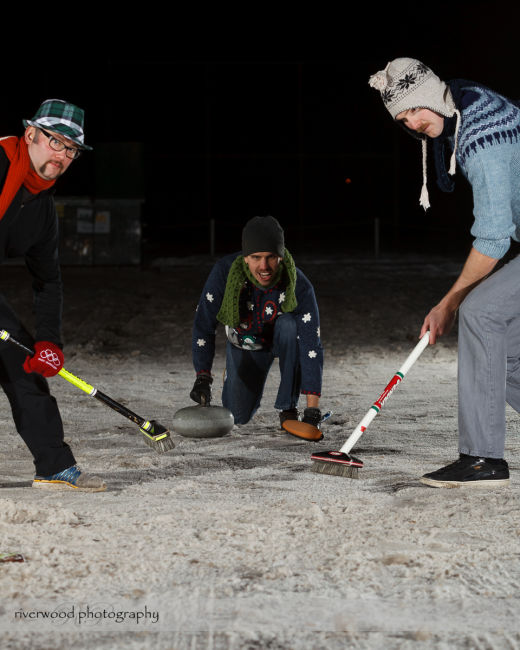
[0,294,75,476]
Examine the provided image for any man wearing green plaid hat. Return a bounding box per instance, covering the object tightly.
[0,99,106,492]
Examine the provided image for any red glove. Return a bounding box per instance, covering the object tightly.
[23,341,64,377]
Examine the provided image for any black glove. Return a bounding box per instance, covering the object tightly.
[190,372,213,405]
[302,407,321,428]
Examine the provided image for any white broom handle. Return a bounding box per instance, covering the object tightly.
[339,332,430,454]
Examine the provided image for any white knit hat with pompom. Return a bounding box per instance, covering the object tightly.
[369,58,460,210]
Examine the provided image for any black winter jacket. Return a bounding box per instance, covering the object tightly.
[0,147,63,345]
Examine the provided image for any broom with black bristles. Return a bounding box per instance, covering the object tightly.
[311,332,430,478]
[0,329,175,454]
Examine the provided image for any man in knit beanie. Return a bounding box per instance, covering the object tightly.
[189,215,325,441]
[369,57,520,488]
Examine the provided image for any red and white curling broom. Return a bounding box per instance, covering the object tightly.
[311,331,430,479]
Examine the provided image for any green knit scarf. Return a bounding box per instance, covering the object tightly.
[217,249,298,327]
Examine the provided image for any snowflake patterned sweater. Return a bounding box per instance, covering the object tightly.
[433,79,520,259]
[192,252,323,397]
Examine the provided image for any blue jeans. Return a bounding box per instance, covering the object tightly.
[222,313,301,424]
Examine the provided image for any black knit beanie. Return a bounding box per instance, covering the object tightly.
[241,216,285,257]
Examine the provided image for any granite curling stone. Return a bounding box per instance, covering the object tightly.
[172,405,234,438]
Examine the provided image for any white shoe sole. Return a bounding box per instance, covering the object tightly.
[420,477,510,488]
[32,479,107,492]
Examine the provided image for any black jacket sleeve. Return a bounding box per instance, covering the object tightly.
[24,196,63,346]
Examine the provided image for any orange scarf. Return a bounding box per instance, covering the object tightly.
[0,136,55,220]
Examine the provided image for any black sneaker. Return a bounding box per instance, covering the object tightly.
[302,407,322,428]
[420,454,510,488]
[279,408,298,430]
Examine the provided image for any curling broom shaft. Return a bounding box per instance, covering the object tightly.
[58,368,152,430]
[339,332,430,455]
[0,329,154,433]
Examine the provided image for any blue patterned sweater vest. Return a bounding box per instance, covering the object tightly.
[435,80,520,259]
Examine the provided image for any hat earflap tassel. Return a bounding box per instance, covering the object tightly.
[419,184,430,210]
[419,138,430,210]
[449,108,461,175]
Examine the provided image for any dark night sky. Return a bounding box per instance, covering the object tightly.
[4,8,517,260]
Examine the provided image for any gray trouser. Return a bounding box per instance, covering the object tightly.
[458,254,520,458]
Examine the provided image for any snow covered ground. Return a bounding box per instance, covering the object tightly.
[1,255,519,649]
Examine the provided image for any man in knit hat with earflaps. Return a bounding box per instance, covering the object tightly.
[369,58,520,488]
[0,99,106,492]
[189,215,324,440]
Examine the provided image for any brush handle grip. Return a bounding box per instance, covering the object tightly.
[58,367,96,395]
[339,332,430,454]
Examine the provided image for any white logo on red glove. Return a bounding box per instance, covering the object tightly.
[39,348,61,369]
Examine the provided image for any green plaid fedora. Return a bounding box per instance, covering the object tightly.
[23,99,92,151]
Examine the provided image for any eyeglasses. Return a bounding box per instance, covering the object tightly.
[39,128,82,160]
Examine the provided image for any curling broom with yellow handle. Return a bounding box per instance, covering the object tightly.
[0,329,174,454]
[311,332,430,478]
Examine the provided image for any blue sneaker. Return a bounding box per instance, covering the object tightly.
[33,465,106,492]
